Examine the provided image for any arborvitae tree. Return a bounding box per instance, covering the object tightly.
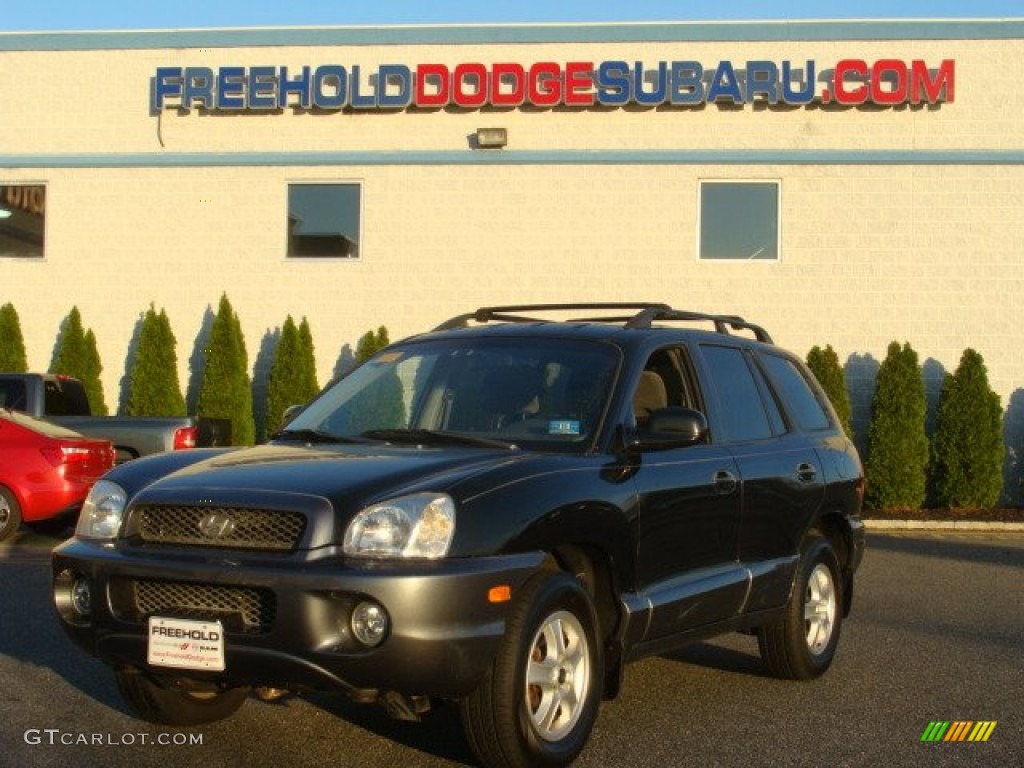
[197,294,255,445]
[82,329,108,415]
[931,349,1004,509]
[865,341,929,511]
[265,316,307,436]
[341,326,405,433]
[806,344,853,437]
[52,307,108,415]
[355,326,391,363]
[126,305,186,417]
[297,317,319,401]
[51,308,88,378]
[0,303,28,371]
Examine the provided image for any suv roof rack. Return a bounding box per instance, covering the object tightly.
[434,303,773,343]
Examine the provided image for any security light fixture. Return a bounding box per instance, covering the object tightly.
[474,127,508,149]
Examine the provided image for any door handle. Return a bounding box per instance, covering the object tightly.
[714,470,738,495]
[797,462,817,483]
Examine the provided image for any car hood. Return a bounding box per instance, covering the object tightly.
[128,442,531,515]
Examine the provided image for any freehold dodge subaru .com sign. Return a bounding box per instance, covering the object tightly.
[151,58,955,112]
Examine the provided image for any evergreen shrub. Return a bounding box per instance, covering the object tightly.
[865,341,929,511]
[0,303,28,371]
[931,348,1004,509]
[197,294,255,445]
[806,344,853,437]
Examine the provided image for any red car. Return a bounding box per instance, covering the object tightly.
[0,409,115,541]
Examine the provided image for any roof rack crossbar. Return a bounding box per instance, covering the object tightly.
[630,310,773,343]
[433,303,671,331]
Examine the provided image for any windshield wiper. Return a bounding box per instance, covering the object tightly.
[272,428,361,444]
[359,429,517,450]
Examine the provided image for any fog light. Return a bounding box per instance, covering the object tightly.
[71,577,92,617]
[351,601,389,647]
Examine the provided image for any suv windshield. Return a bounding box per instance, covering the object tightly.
[284,336,620,451]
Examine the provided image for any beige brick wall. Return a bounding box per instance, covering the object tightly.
[1,27,1022,496]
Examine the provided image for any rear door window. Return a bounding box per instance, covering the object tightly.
[699,344,778,442]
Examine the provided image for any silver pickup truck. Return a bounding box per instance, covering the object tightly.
[0,373,204,462]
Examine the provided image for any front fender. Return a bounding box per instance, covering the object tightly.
[509,502,636,590]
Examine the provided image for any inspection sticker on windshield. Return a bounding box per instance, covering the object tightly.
[148,616,225,671]
[548,420,582,435]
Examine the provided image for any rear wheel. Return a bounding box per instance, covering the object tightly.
[758,533,843,680]
[460,571,603,768]
[0,486,22,542]
[115,666,249,726]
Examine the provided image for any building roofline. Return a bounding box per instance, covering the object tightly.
[4,149,1024,169]
[1,19,1023,51]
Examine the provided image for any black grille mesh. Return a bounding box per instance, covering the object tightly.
[129,580,275,634]
[134,505,305,552]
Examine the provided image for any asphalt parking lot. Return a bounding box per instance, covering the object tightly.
[1,530,1020,768]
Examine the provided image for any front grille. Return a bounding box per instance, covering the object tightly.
[133,505,306,552]
[113,579,276,634]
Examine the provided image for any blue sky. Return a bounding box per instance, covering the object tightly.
[2,0,1021,31]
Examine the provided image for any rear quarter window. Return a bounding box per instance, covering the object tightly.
[43,379,90,416]
[758,353,833,432]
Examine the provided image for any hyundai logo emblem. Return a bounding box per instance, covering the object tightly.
[197,511,237,539]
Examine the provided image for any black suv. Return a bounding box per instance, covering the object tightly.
[53,304,865,768]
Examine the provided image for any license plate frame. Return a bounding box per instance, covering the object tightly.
[147,616,226,671]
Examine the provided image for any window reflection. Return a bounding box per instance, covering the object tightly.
[698,181,779,261]
[287,183,361,258]
[0,185,46,259]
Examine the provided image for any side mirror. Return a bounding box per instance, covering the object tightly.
[639,407,709,449]
[281,404,305,426]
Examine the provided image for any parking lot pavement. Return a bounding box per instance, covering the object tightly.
[1,531,1021,768]
[0,527,67,560]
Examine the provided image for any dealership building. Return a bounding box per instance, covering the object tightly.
[1,19,1022,490]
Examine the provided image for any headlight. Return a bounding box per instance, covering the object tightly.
[75,480,127,541]
[343,493,456,559]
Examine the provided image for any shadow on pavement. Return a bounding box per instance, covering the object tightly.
[867,531,1024,568]
[0,556,126,714]
[301,693,475,766]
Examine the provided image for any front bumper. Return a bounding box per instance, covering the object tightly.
[53,539,544,698]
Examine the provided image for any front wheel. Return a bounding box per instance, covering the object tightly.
[115,666,249,726]
[758,533,843,680]
[0,486,22,543]
[460,571,603,768]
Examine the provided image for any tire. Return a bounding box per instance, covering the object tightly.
[460,571,603,768]
[758,533,843,680]
[0,486,22,543]
[115,666,249,726]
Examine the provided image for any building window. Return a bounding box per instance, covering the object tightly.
[698,180,779,261]
[287,182,361,258]
[0,184,46,259]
